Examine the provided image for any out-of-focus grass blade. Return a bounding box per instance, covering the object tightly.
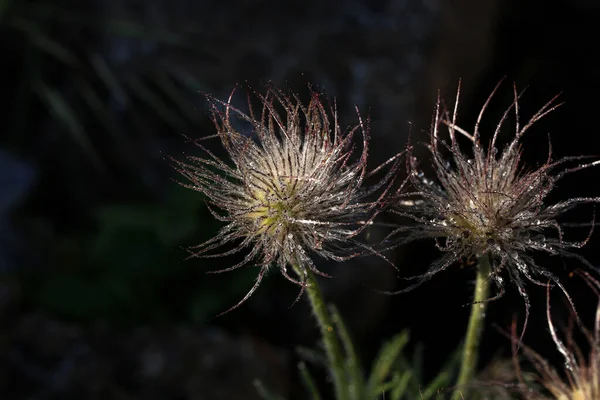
[390,371,412,400]
[329,305,365,400]
[0,0,11,22]
[28,4,186,46]
[412,342,425,385]
[75,76,151,175]
[75,77,119,136]
[35,80,104,171]
[10,17,78,66]
[298,362,323,400]
[296,346,327,367]
[127,75,189,134]
[421,346,462,400]
[172,68,210,94]
[367,331,409,397]
[9,41,37,144]
[154,71,203,125]
[90,53,128,106]
[101,19,184,44]
[253,380,285,400]
[394,353,433,397]
[171,69,213,114]
[376,370,412,400]
[421,370,451,400]
[75,76,131,147]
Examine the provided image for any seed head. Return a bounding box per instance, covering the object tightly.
[388,80,600,333]
[172,86,399,314]
[511,271,600,400]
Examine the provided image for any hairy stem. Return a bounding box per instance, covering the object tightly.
[292,265,349,400]
[452,254,491,400]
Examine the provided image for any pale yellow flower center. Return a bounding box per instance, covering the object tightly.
[246,175,303,237]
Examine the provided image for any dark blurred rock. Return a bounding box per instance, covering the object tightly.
[1,313,290,400]
[0,148,35,272]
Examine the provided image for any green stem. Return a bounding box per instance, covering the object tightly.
[452,254,492,400]
[292,265,349,400]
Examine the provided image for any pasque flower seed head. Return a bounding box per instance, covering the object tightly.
[389,80,600,332]
[512,271,600,400]
[172,86,400,314]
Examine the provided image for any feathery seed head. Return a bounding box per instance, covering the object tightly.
[389,80,600,329]
[172,86,400,313]
[513,272,600,400]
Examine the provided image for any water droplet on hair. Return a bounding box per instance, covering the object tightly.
[564,361,574,372]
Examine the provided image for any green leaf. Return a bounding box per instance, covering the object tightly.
[412,342,425,385]
[367,331,410,397]
[298,362,323,400]
[390,371,413,400]
[421,370,451,400]
[329,305,366,400]
[421,346,462,400]
[375,370,412,399]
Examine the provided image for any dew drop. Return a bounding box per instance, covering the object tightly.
[564,361,574,372]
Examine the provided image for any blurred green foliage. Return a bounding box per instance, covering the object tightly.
[3,0,209,172]
[259,305,461,400]
[20,187,257,324]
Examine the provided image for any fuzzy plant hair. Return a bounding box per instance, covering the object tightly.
[171,86,401,314]
[388,80,600,334]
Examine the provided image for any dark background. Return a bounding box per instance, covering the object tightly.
[1,0,600,398]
